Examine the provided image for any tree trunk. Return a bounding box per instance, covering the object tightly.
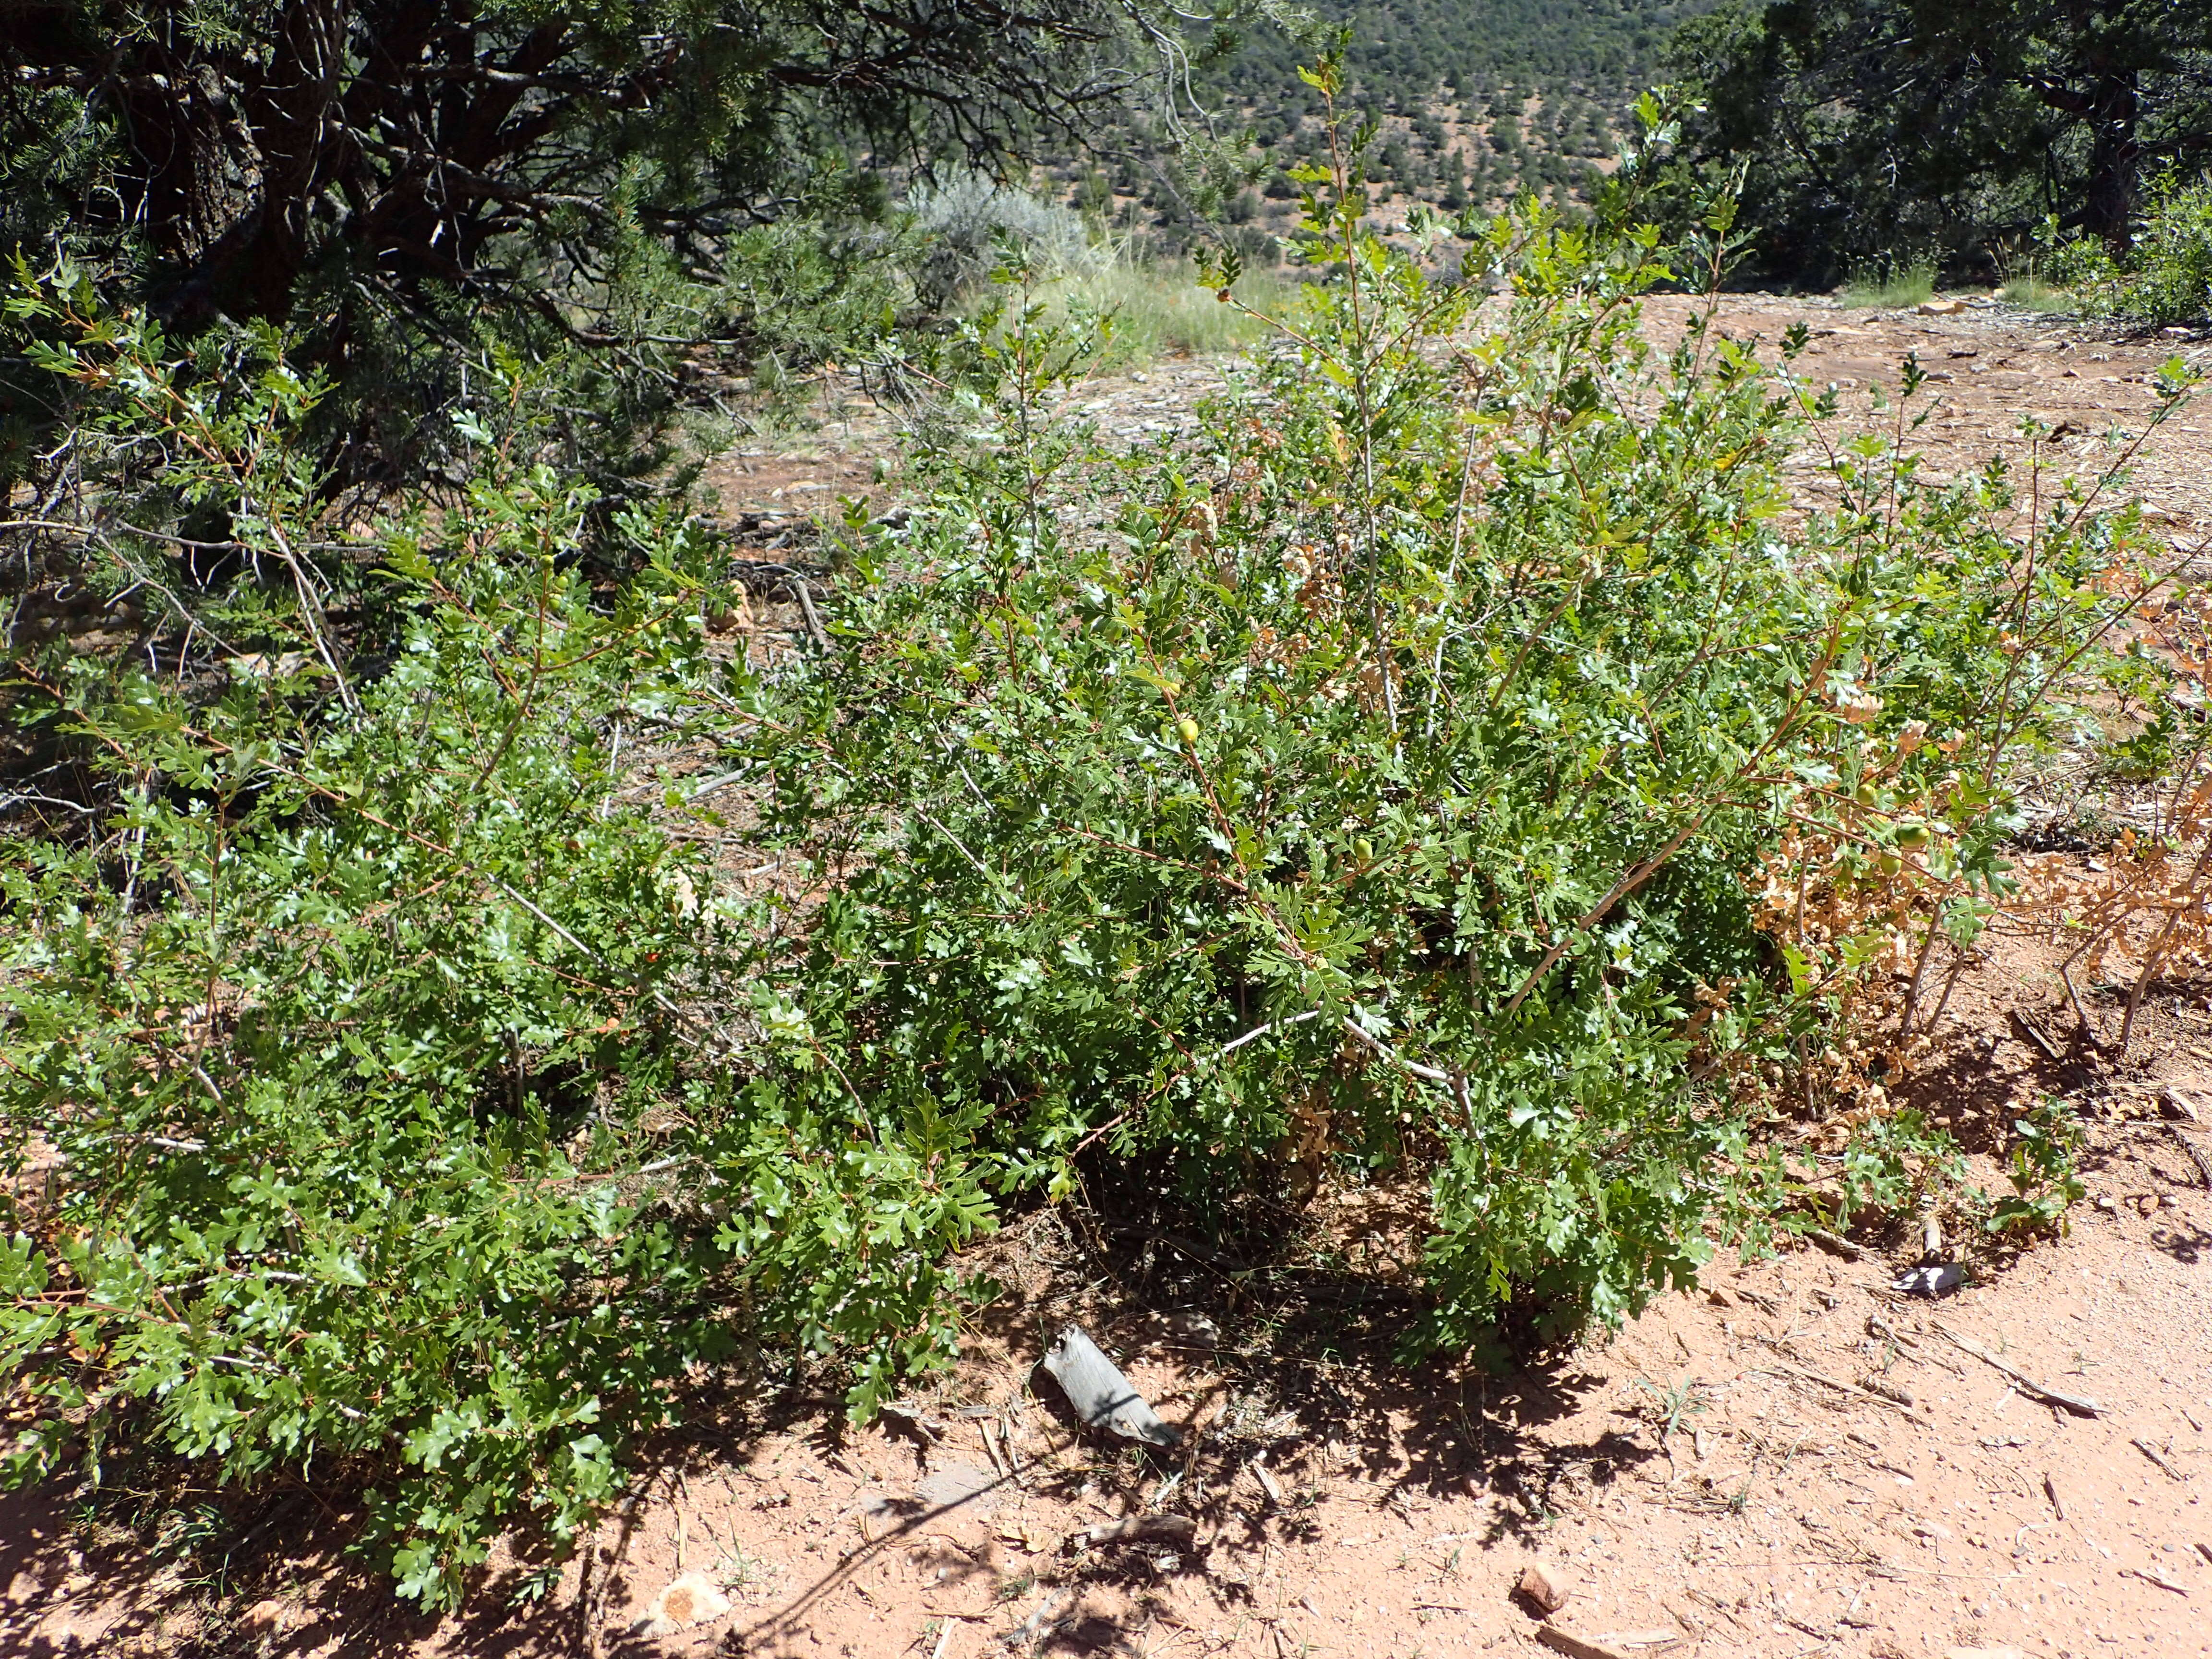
[2080,69,2140,249]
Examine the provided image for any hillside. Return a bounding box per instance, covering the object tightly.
[1215,0,1722,105]
[1199,0,1725,215]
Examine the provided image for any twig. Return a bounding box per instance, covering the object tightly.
[2057,961,2108,1053]
[789,576,831,650]
[1337,1014,1453,1085]
[1758,1360,1914,1415]
[1536,1627,1641,1659]
[2133,1437,2188,1482]
[978,1418,1009,1479]
[1220,1008,1323,1054]
[1803,1227,1863,1262]
[2128,1564,2189,1596]
[250,503,361,718]
[2169,1122,2212,1190]
[2008,1008,2061,1062]
[1933,1326,2101,1417]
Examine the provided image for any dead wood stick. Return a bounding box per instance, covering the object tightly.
[977,1420,1009,1478]
[1536,1627,1638,1659]
[1681,1587,1752,1633]
[1804,1227,1863,1262]
[1250,1455,1286,1507]
[880,1402,946,1444]
[1934,1326,2102,1417]
[2009,1007,2061,1061]
[1761,1359,1915,1414]
[2129,1564,2189,1596]
[1074,1513,1197,1548]
[2133,1437,2189,1482]
[2170,1122,2212,1190]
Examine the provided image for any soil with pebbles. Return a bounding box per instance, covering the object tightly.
[9,292,2212,1659]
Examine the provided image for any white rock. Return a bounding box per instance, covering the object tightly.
[633,1571,732,1636]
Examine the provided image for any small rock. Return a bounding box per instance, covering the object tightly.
[241,1598,292,1635]
[1917,297,1968,315]
[634,1572,733,1636]
[1705,1286,1735,1308]
[916,1460,1002,1515]
[1516,1561,1572,1614]
[1166,1309,1221,1349]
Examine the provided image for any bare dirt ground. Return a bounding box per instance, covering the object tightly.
[8,291,2212,1659]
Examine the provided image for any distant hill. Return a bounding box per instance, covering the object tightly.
[1212,0,1724,109]
[1191,0,1726,221]
[1048,1,1723,250]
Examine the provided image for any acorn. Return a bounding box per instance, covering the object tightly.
[1176,717,1201,746]
[1355,837,1374,864]
[1875,850,1904,876]
[1894,821,1932,850]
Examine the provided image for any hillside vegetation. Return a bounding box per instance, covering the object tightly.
[0,0,2206,1630]
[1668,0,2212,289]
[1214,0,1721,218]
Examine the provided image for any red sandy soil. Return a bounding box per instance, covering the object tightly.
[7,292,2212,1659]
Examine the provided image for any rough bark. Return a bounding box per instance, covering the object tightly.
[0,0,1133,331]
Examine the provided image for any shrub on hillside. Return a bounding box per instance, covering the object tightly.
[0,289,991,1608]
[0,73,2175,1611]
[2047,171,2212,326]
[743,83,2165,1354]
